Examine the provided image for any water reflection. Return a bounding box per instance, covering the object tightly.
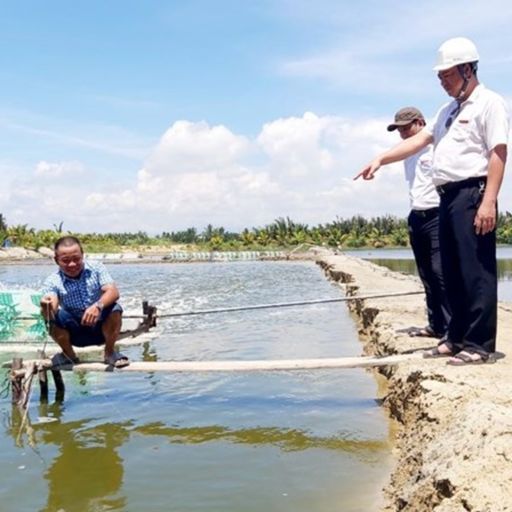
[4,400,387,512]
[7,403,387,458]
[6,402,126,512]
[133,422,387,459]
[41,418,127,511]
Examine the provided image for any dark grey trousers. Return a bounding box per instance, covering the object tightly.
[408,208,451,337]
[438,178,497,354]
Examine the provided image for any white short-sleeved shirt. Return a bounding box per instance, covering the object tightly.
[426,84,510,186]
[404,145,439,210]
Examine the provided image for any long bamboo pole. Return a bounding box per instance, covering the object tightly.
[8,352,425,374]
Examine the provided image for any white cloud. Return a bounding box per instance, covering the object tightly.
[257,112,335,177]
[145,120,250,175]
[35,160,85,178]
[76,114,411,231]
[2,110,511,233]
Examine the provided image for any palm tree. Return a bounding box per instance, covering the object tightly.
[0,213,7,232]
[53,221,64,233]
[7,224,36,247]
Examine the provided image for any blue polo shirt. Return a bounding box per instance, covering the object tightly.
[41,260,115,316]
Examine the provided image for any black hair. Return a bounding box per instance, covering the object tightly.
[54,236,83,253]
[457,61,478,79]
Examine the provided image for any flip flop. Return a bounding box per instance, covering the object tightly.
[51,352,80,369]
[104,352,130,368]
[446,351,493,366]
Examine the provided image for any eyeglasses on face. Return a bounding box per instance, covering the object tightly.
[56,255,83,265]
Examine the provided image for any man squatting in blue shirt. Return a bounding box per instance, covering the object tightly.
[40,236,130,368]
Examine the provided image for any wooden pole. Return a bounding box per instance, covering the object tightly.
[73,353,423,372]
[36,351,48,403]
[118,301,157,340]
[6,352,424,374]
[10,358,24,405]
[38,368,49,403]
[51,370,65,402]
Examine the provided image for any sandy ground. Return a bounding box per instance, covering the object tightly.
[315,249,512,512]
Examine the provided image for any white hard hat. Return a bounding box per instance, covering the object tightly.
[433,37,479,71]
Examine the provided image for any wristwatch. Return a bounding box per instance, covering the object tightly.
[95,301,105,312]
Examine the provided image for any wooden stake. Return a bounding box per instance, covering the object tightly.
[38,368,49,403]
[10,358,24,405]
[51,370,65,401]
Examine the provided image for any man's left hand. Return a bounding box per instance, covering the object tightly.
[82,305,101,327]
[474,202,496,235]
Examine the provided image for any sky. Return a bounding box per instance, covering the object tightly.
[1,0,512,234]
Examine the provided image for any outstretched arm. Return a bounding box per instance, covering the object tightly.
[354,129,433,180]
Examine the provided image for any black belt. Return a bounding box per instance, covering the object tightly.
[436,177,486,195]
[410,207,439,219]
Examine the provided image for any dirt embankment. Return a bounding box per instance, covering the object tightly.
[317,251,512,512]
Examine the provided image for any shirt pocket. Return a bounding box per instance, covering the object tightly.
[417,154,433,176]
[86,275,101,299]
[450,118,472,142]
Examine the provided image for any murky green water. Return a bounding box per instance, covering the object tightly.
[347,246,512,302]
[0,261,391,512]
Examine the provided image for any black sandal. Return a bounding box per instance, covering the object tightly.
[409,326,444,338]
[447,351,493,366]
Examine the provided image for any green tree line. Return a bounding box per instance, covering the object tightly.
[2,213,512,252]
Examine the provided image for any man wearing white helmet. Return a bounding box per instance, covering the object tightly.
[355,37,509,365]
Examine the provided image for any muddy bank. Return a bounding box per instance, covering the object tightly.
[316,250,512,512]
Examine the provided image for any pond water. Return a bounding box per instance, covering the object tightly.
[346,246,512,302]
[0,261,391,512]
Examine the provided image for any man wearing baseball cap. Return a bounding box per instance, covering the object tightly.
[355,37,509,365]
[386,107,450,340]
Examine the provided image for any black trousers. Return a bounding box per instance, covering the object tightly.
[408,208,451,336]
[438,179,497,354]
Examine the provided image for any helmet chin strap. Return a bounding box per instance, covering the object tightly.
[455,63,476,101]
